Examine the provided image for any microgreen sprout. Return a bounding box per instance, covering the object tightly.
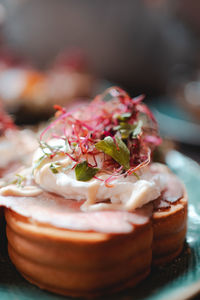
[39,87,161,182]
[12,174,26,187]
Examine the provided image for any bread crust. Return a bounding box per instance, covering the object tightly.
[152,195,187,265]
[5,209,153,297]
[4,190,187,297]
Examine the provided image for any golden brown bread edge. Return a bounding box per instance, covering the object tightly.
[4,192,187,297]
[152,195,187,265]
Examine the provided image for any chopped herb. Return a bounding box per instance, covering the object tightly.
[39,141,63,157]
[71,142,77,147]
[116,112,132,121]
[75,161,99,181]
[50,160,75,174]
[12,174,26,187]
[49,163,60,174]
[95,136,130,170]
[114,123,134,139]
[132,172,140,180]
[114,120,143,139]
[32,155,46,171]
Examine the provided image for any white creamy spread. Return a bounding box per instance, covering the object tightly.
[1,184,42,197]
[31,139,169,212]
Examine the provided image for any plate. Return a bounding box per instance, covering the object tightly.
[0,151,200,300]
[150,98,200,146]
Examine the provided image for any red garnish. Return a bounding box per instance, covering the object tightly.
[54,104,66,113]
[54,104,67,118]
[0,104,16,136]
[40,87,161,182]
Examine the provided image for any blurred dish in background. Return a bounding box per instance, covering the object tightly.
[150,97,200,146]
[1,0,195,95]
[0,50,93,124]
[175,77,200,124]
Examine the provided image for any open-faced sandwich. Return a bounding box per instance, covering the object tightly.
[0,87,187,297]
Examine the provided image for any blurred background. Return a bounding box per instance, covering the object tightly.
[0,0,200,161]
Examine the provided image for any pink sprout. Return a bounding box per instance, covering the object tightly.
[40,86,161,182]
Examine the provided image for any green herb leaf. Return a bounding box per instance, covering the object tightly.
[75,161,99,181]
[32,155,46,171]
[117,112,132,121]
[114,120,143,139]
[12,174,26,187]
[95,136,130,170]
[49,163,60,174]
[39,141,53,156]
[132,172,140,180]
[39,141,64,157]
[114,122,133,139]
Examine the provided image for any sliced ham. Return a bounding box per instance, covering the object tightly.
[162,175,184,203]
[0,166,184,234]
[0,191,152,234]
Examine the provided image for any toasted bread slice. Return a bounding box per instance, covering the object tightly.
[152,194,187,265]
[4,188,187,297]
[5,209,153,297]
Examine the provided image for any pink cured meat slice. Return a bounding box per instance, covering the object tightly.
[0,191,152,234]
[154,174,184,210]
[162,175,184,203]
[0,172,184,233]
[0,161,22,178]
